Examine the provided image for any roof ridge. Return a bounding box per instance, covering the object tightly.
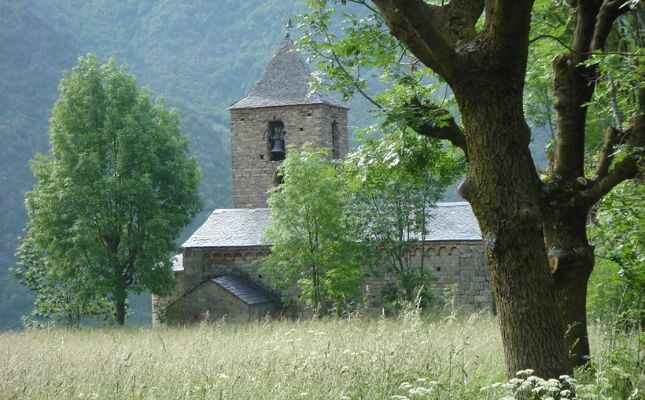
[228,34,344,109]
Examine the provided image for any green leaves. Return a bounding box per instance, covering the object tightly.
[298,2,398,104]
[262,144,363,315]
[13,231,111,327]
[589,181,644,327]
[344,128,463,312]
[20,54,201,325]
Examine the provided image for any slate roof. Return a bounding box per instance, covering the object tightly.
[211,274,275,305]
[228,34,345,109]
[182,202,481,249]
[422,202,482,241]
[183,208,271,248]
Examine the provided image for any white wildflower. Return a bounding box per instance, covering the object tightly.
[516,369,535,377]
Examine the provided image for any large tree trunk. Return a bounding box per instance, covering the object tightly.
[544,206,595,369]
[456,79,572,378]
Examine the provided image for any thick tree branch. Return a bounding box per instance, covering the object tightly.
[583,113,644,205]
[553,0,637,184]
[570,1,602,58]
[552,1,603,180]
[439,0,485,44]
[372,0,483,82]
[594,126,623,179]
[482,0,534,58]
[409,100,469,158]
[591,0,631,51]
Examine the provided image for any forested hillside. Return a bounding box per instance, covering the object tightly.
[0,2,82,330]
[0,0,308,329]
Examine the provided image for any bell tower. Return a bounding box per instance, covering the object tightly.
[228,31,348,208]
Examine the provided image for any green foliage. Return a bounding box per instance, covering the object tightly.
[22,54,201,325]
[299,1,397,103]
[345,128,464,312]
[298,0,460,128]
[589,181,644,328]
[13,232,110,327]
[298,2,466,312]
[262,144,363,315]
[586,258,625,323]
[582,15,644,144]
[524,1,570,135]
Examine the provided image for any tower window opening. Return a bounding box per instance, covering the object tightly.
[331,121,340,159]
[268,120,286,161]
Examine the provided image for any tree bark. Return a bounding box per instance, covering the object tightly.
[455,80,571,378]
[115,299,126,326]
[544,205,595,369]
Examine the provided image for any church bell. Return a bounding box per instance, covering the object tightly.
[270,138,286,160]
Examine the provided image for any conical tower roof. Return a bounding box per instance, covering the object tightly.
[229,34,345,109]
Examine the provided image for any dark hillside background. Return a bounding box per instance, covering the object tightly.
[0,1,547,329]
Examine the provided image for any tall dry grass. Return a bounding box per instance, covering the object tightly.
[4,311,640,400]
[1,312,505,399]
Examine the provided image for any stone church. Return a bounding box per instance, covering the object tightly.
[153,32,493,325]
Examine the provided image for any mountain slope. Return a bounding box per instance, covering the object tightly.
[0,3,82,329]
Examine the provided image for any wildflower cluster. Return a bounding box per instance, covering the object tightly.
[390,378,441,399]
[480,369,576,400]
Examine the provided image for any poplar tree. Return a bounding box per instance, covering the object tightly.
[22,54,201,325]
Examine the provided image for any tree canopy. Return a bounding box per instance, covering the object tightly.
[21,54,201,325]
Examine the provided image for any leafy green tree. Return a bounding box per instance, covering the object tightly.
[13,231,110,327]
[299,0,643,377]
[262,144,363,315]
[23,54,201,326]
[346,128,464,312]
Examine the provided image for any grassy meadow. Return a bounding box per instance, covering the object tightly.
[0,312,642,399]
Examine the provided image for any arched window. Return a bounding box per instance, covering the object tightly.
[331,121,340,159]
[268,120,285,161]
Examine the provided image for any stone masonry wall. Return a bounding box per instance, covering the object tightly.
[182,246,276,298]
[164,281,278,324]
[230,104,348,208]
[364,241,493,314]
[158,240,493,324]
